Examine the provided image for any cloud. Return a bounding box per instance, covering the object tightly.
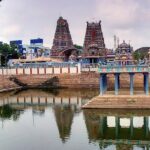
[2,24,21,37]
[96,0,139,28]
[95,0,150,49]
[0,0,150,49]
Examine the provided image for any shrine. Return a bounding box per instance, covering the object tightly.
[115,40,134,65]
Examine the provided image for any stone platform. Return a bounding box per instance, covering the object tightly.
[82,94,150,109]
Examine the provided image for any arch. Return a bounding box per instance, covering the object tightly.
[58,48,78,61]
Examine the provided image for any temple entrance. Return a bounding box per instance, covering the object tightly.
[59,49,77,62]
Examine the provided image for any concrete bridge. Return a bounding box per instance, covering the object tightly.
[98,65,150,95]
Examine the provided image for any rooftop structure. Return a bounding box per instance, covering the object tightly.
[10,40,23,54]
[22,44,50,60]
[30,38,43,47]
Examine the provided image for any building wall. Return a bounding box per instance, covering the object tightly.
[0,66,80,76]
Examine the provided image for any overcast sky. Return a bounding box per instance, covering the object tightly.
[0,0,150,50]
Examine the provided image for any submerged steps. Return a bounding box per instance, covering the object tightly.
[82,95,150,109]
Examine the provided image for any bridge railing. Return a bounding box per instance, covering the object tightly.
[98,65,150,73]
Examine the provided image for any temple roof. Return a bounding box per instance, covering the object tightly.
[118,40,130,48]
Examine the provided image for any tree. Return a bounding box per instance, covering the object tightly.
[74,44,83,49]
[0,43,19,66]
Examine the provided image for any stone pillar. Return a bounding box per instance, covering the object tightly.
[100,116,107,137]
[144,73,149,95]
[100,116,104,137]
[114,73,119,95]
[100,74,104,95]
[144,74,146,92]
[115,116,120,138]
[103,74,107,92]
[146,74,149,95]
[129,73,134,95]
[146,145,149,150]
[130,117,134,138]
[118,75,120,89]
[144,117,149,138]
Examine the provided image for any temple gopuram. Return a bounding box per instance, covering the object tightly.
[81,21,106,63]
[115,40,133,65]
[51,17,77,61]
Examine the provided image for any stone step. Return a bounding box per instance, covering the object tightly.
[82,95,150,109]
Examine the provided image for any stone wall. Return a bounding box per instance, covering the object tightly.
[14,72,100,88]
[0,72,148,92]
[0,75,20,92]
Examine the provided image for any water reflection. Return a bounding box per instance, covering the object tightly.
[83,109,150,150]
[54,105,74,143]
[0,104,23,121]
[0,89,150,150]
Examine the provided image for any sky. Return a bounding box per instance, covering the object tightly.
[0,0,150,50]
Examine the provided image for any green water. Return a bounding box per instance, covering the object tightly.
[0,89,149,150]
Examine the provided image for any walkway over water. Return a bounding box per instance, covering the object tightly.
[98,65,150,73]
[98,65,150,95]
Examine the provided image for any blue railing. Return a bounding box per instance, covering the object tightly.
[98,65,150,73]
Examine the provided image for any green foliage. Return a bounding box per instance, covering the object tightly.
[0,104,21,121]
[133,51,148,61]
[74,44,83,49]
[0,43,19,66]
[134,47,150,61]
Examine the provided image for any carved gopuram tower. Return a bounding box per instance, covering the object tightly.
[51,17,76,61]
[82,21,106,63]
